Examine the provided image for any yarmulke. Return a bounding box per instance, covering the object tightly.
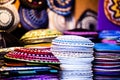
[104,0,120,25]
[99,30,120,39]
[94,43,120,52]
[53,13,75,32]
[19,0,47,9]
[0,4,20,32]
[76,10,97,31]
[20,29,62,44]
[5,47,60,64]
[52,35,94,47]
[19,6,48,30]
[47,0,74,16]
[0,0,15,5]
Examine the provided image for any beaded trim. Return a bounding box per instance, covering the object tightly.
[5,47,60,64]
[51,45,94,52]
[52,35,94,47]
[57,57,94,64]
[60,64,92,70]
[60,70,93,77]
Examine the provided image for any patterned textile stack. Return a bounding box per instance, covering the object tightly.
[0,47,60,79]
[99,30,120,44]
[51,35,94,80]
[93,43,120,80]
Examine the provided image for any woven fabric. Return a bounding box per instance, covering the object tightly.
[47,0,74,16]
[19,6,48,30]
[19,0,47,9]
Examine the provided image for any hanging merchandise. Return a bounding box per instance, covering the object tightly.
[76,9,97,31]
[0,0,15,5]
[19,0,47,10]
[48,9,75,32]
[104,0,120,26]
[0,4,20,32]
[97,0,120,30]
[47,0,74,16]
[19,6,48,30]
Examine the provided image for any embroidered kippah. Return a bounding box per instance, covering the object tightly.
[0,0,15,5]
[5,47,60,64]
[20,29,62,44]
[19,6,48,30]
[52,35,94,47]
[19,0,47,9]
[104,0,120,26]
[0,4,20,32]
[47,0,74,16]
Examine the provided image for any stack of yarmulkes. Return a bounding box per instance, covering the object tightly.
[51,35,94,80]
[20,29,62,47]
[5,47,60,64]
[47,0,74,16]
[63,29,99,43]
[93,43,120,80]
[19,0,48,30]
[99,30,120,44]
[0,47,60,78]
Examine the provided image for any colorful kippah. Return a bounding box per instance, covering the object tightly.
[5,47,60,64]
[0,0,15,5]
[0,4,20,32]
[19,0,47,9]
[20,29,62,44]
[47,0,74,16]
[19,6,48,30]
[104,0,120,25]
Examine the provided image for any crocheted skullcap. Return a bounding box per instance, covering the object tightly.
[0,4,20,32]
[19,6,48,30]
[0,0,15,5]
[19,0,47,9]
[47,0,74,16]
[52,35,94,47]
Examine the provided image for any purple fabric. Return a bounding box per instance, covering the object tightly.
[97,0,120,31]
